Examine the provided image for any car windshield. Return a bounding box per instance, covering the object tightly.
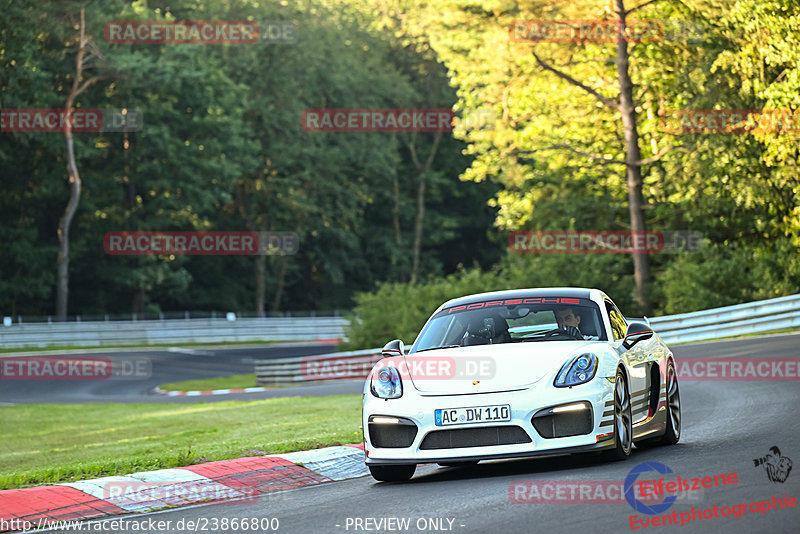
[412,297,607,352]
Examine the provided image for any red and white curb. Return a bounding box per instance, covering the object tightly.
[0,444,366,531]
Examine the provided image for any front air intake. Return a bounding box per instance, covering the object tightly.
[532,402,593,438]
[368,416,418,448]
[419,425,531,450]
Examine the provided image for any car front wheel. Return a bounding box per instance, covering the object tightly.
[604,369,632,460]
[368,464,416,482]
[660,360,681,445]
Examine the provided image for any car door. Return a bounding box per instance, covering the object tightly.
[605,299,650,424]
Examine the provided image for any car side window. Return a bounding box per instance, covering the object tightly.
[605,301,627,340]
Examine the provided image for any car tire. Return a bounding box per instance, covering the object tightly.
[604,369,632,461]
[368,464,416,482]
[659,360,681,445]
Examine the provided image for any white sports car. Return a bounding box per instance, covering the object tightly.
[362,287,681,481]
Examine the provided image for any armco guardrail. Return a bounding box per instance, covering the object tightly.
[648,293,800,345]
[255,349,383,385]
[255,294,800,385]
[0,317,347,348]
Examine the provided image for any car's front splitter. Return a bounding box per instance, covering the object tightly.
[363,379,616,465]
[364,439,614,466]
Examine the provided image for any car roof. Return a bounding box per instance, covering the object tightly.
[437,287,601,312]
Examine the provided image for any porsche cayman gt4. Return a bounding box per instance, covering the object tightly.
[362,287,681,482]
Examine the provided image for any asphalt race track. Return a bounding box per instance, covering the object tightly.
[29,332,800,534]
[0,343,357,404]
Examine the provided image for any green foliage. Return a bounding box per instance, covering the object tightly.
[0,0,798,323]
[659,238,800,314]
[158,373,258,392]
[343,0,798,349]
[346,252,639,349]
[0,0,495,316]
[345,267,502,349]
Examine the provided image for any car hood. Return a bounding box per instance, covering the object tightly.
[406,341,599,395]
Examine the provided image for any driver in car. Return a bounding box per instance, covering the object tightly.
[463,314,511,345]
[555,306,588,340]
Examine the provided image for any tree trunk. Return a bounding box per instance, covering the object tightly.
[410,176,426,284]
[392,170,402,246]
[57,10,100,321]
[255,251,266,317]
[270,255,289,313]
[254,216,270,316]
[614,0,652,315]
[132,286,146,315]
[56,126,81,320]
[388,135,405,280]
[408,130,442,284]
[529,2,660,314]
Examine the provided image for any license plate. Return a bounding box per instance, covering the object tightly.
[434,404,510,426]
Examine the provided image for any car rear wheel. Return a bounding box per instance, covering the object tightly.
[604,369,632,461]
[368,464,416,482]
[660,361,681,445]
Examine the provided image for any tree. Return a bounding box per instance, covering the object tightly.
[365,0,721,314]
[56,9,108,320]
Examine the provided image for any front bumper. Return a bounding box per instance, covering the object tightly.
[363,378,616,465]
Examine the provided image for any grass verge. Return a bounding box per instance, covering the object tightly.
[158,374,260,392]
[0,395,361,490]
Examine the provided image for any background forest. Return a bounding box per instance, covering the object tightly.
[1,0,798,348]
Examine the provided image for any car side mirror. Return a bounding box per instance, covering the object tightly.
[623,322,654,349]
[381,339,405,357]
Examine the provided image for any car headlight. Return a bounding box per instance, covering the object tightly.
[370,365,402,399]
[554,353,598,387]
